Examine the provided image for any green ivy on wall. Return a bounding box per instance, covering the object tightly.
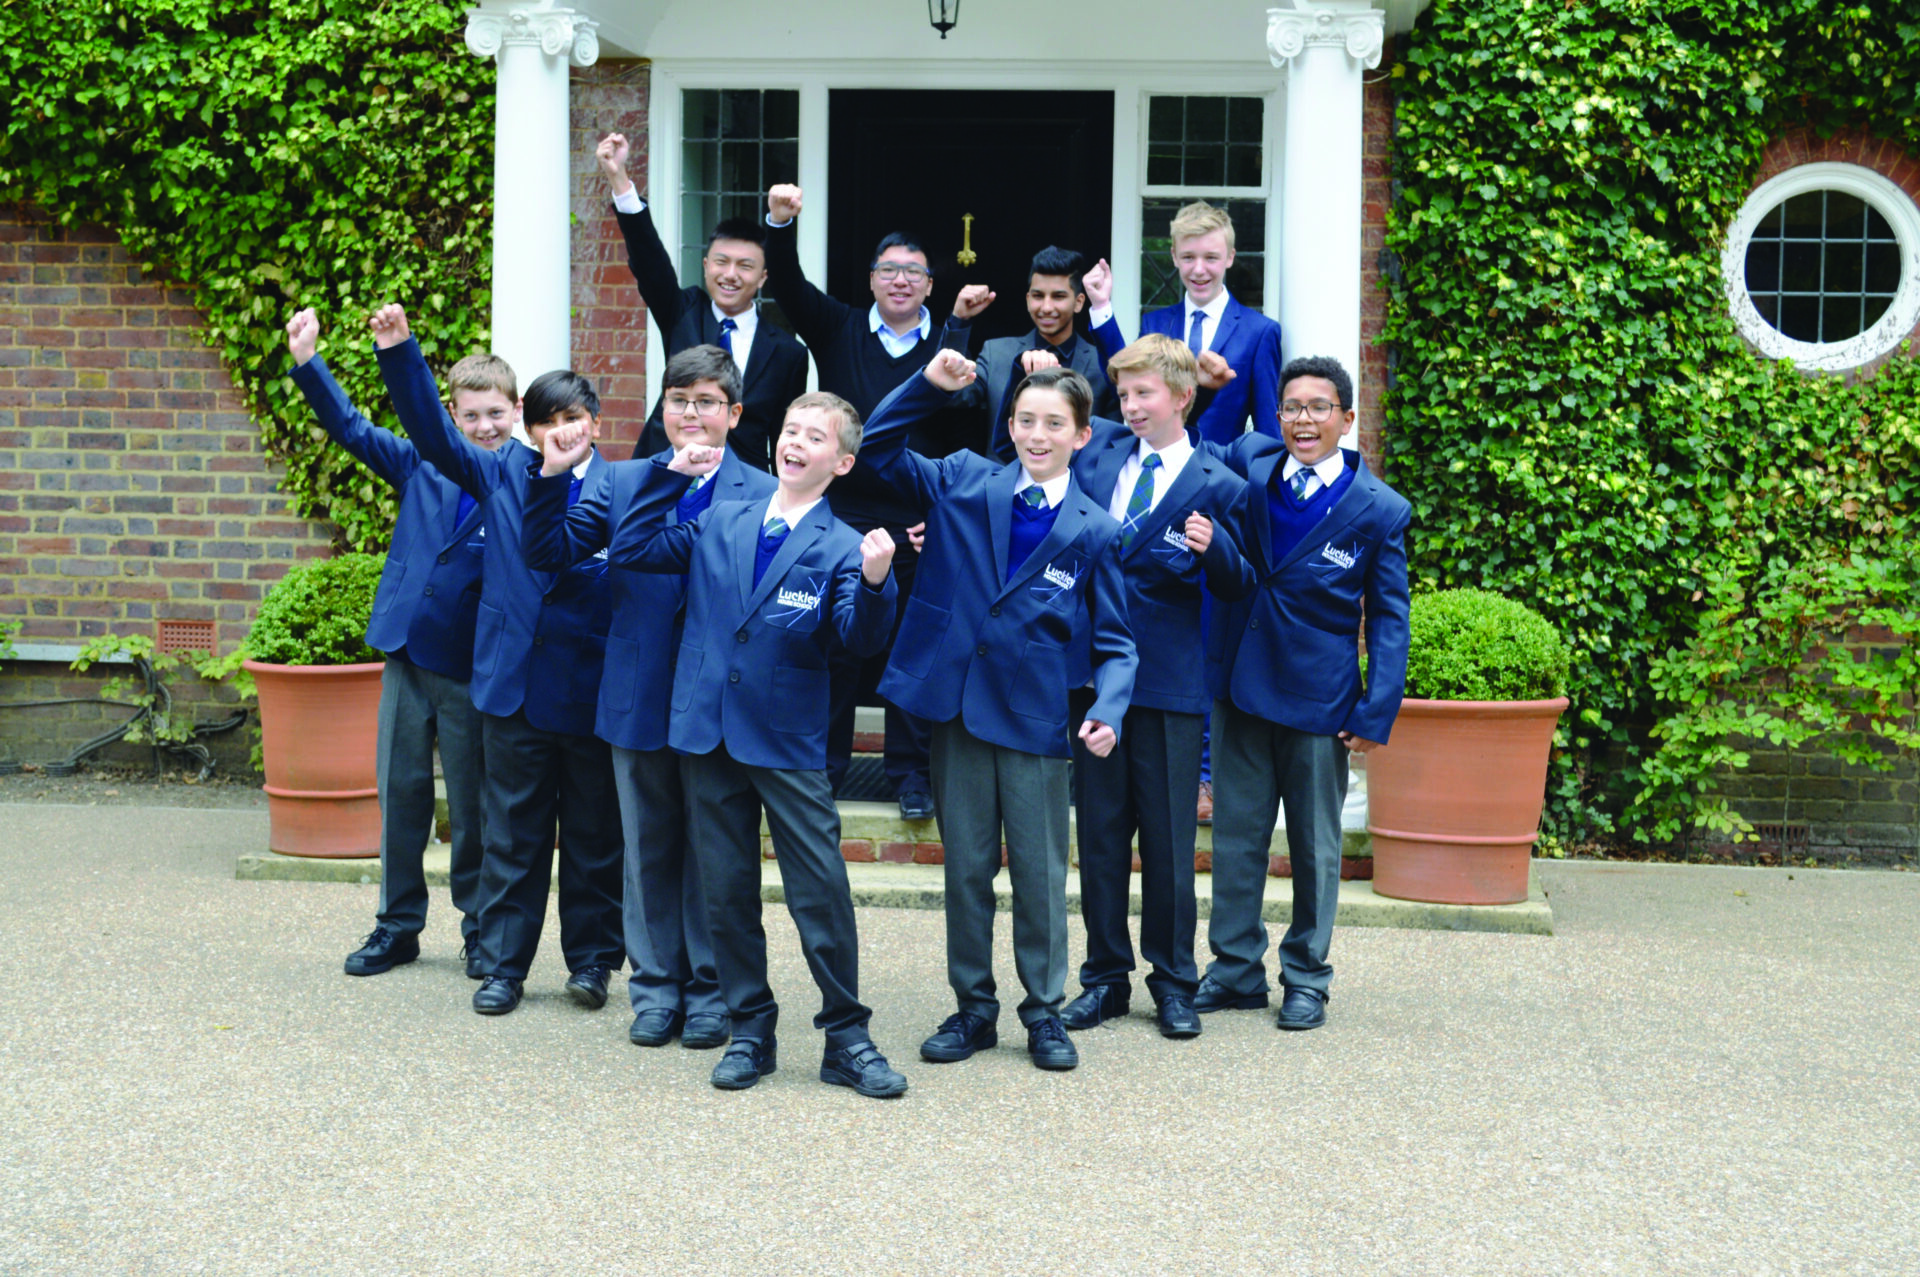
[1386,0,1920,843]
[0,0,495,552]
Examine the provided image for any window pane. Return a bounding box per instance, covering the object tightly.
[1820,294,1863,343]
[1187,96,1227,141]
[1145,94,1264,189]
[1824,240,1864,293]
[1228,97,1263,144]
[1227,144,1261,188]
[1148,96,1183,144]
[680,89,799,280]
[1863,293,1894,330]
[1183,143,1225,187]
[1782,192,1823,236]
[1826,192,1865,239]
[1146,149,1182,187]
[683,141,720,193]
[1780,241,1821,292]
[1777,294,1819,341]
[1753,293,1778,327]
[720,89,761,139]
[683,90,719,140]
[763,90,799,139]
[764,140,799,185]
[1744,241,1780,293]
[1866,205,1896,241]
[1866,242,1900,292]
[720,140,758,191]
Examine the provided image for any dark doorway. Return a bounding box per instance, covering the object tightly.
[828,90,1115,349]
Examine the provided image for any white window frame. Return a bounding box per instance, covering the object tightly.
[1722,161,1920,372]
[1138,91,1282,314]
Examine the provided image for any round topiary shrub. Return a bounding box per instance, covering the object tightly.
[1403,588,1569,702]
[245,553,385,666]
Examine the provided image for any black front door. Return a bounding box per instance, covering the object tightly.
[827,90,1116,349]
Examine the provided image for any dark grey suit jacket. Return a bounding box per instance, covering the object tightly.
[938,320,1119,459]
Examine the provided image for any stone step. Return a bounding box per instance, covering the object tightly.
[235,849,1552,935]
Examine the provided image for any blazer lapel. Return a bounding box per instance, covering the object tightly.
[540,449,601,595]
[1244,449,1280,574]
[999,478,1093,600]
[1274,451,1379,576]
[1124,449,1209,563]
[744,499,830,616]
[987,463,1017,587]
[739,319,773,395]
[1209,297,1244,355]
[1077,428,1132,510]
[443,477,486,546]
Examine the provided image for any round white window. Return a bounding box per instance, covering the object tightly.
[1722,161,1920,371]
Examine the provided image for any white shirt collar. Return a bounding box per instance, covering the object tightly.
[570,450,595,481]
[1282,451,1346,487]
[1013,469,1073,509]
[1136,432,1193,471]
[764,491,822,530]
[1184,290,1231,323]
[712,298,757,334]
[869,304,931,340]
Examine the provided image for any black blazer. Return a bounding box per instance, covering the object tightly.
[616,203,810,471]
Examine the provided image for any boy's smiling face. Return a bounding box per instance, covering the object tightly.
[450,388,518,452]
[1172,229,1235,307]
[1026,273,1085,344]
[703,237,766,318]
[528,402,599,455]
[1278,374,1353,467]
[663,376,743,451]
[1008,386,1092,484]
[1114,370,1192,452]
[773,406,856,497]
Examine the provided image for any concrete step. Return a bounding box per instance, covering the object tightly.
[235,849,1552,935]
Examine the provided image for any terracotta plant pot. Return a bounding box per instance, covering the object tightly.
[244,659,385,858]
[1366,697,1568,905]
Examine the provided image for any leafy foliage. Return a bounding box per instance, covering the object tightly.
[1385,0,1920,842]
[69,633,235,746]
[244,553,385,666]
[0,0,495,551]
[1405,588,1569,702]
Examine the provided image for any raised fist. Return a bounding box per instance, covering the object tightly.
[286,308,320,366]
[1082,257,1113,309]
[1196,350,1237,391]
[768,184,803,223]
[669,442,725,476]
[1019,349,1061,375]
[859,527,897,585]
[541,420,592,477]
[923,348,978,392]
[368,303,412,350]
[1183,511,1214,554]
[952,283,996,321]
[1078,718,1117,759]
[597,133,632,189]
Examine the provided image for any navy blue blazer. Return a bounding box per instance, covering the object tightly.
[1070,418,1258,717]
[615,203,810,470]
[858,374,1137,759]
[1203,439,1411,743]
[938,319,1119,457]
[289,356,487,683]
[1135,296,1284,446]
[521,448,777,753]
[569,458,896,771]
[376,338,615,738]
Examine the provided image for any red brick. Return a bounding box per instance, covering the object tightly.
[840,839,876,863]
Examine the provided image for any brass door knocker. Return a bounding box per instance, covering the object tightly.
[956,213,977,268]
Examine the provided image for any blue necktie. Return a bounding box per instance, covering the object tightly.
[1020,485,1048,510]
[1120,452,1161,549]
[1186,309,1206,355]
[763,514,788,539]
[719,316,737,358]
[1289,466,1316,500]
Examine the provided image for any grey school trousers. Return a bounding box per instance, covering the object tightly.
[1203,698,1349,997]
[929,717,1072,1027]
[374,654,484,943]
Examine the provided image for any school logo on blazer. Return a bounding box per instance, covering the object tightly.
[1032,559,1081,603]
[1319,541,1360,570]
[766,576,826,628]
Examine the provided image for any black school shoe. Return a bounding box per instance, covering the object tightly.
[565,966,611,1010]
[820,1041,909,1098]
[1275,986,1327,1031]
[1026,1016,1080,1071]
[344,926,419,977]
[460,939,482,981]
[897,785,935,821]
[711,1038,777,1090]
[629,1007,684,1047]
[681,1012,731,1050]
[1060,983,1131,1030]
[1155,993,1203,1039]
[1193,974,1270,1013]
[472,976,523,1015]
[920,1012,998,1063]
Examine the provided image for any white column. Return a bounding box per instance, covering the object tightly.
[465,2,599,386]
[1270,0,1382,440]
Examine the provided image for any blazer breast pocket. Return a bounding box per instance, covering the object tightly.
[1028,555,1085,609]
[762,571,830,634]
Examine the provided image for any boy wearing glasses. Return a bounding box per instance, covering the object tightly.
[764,183,942,821]
[1197,355,1411,1033]
[598,133,808,471]
[521,344,777,1052]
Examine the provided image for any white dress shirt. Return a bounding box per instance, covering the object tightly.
[610,185,756,376]
[762,493,822,531]
[870,304,931,358]
[1281,451,1346,502]
[1012,470,1073,510]
[1106,433,1194,523]
[1182,291,1232,354]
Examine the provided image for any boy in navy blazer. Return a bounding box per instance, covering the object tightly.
[1198,355,1411,1032]
[596,133,809,470]
[285,309,509,981]
[533,391,909,1098]
[1053,334,1259,1040]
[369,304,625,1021]
[521,345,776,1053]
[1087,201,1283,447]
[857,354,1137,1072]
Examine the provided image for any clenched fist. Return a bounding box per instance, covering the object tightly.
[669,443,726,476]
[286,308,320,366]
[860,527,897,586]
[368,303,412,349]
[952,283,996,321]
[923,348,978,392]
[768,184,803,223]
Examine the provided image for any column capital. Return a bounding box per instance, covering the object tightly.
[465,2,599,67]
[1267,2,1385,71]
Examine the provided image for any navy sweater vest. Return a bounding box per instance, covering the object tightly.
[1267,464,1356,563]
[1008,495,1062,576]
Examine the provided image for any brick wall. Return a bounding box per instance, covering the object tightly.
[1358,44,1395,474]
[570,59,652,462]
[0,206,336,769]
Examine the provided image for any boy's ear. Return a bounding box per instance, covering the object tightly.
[832,449,858,476]
[1070,424,1094,452]
[726,401,744,433]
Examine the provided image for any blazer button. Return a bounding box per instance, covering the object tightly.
[423,585,434,596]
[976,643,988,656]
[437,553,449,565]
[729,671,741,683]
[736,630,749,643]
[534,635,545,646]
[989,605,1001,617]
[1250,619,1259,630]
[543,596,554,605]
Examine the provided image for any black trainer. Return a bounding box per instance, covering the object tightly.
[920,1012,998,1063]
[711,1038,777,1090]
[1060,983,1130,1029]
[1026,1016,1080,1071]
[564,966,611,1010]
[820,1040,909,1098]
